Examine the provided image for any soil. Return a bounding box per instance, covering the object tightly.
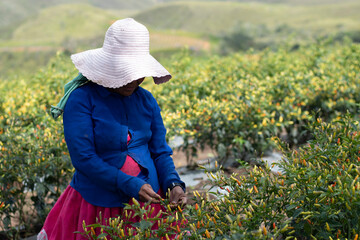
[172,145,215,168]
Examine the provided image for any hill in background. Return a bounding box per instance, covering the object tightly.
[135,1,360,36]
[0,3,210,54]
[0,0,359,78]
[3,0,359,48]
[9,4,115,47]
[1,0,358,39]
[0,0,157,39]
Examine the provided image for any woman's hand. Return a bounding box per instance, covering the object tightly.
[138,184,162,203]
[169,186,187,208]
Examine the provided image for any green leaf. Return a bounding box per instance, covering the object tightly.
[139,220,153,230]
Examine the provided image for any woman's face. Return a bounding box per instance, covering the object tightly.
[108,78,145,96]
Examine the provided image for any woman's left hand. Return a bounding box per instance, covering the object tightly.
[169,186,187,208]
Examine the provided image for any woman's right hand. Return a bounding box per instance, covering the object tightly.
[138,184,162,203]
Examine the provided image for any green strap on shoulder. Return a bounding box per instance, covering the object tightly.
[50,73,89,120]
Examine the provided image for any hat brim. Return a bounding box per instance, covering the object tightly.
[71,48,172,88]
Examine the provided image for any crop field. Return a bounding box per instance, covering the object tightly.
[0,40,360,238]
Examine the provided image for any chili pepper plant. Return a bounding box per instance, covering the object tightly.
[80,115,360,239]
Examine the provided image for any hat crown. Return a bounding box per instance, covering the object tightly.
[102,18,149,55]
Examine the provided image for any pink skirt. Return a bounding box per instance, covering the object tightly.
[38,136,169,239]
[37,185,166,240]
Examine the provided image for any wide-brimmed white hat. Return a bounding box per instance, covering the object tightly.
[71,18,171,88]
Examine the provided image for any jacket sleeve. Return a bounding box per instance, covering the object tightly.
[63,88,146,199]
[148,96,186,194]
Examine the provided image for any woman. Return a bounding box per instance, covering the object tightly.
[38,18,186,239]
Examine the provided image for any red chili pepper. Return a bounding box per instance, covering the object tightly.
[236,179,241,186]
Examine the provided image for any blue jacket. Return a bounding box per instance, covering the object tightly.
[63,82,185,207]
